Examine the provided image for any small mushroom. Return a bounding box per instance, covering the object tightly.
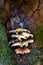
[11,41,21,47]
[22,32,33,38]
[9,28,30,33]
[9,39,18,45]
[22,39,34,47]
[15,47,30,54]
[11,35,27,41]
[11,39,34,47]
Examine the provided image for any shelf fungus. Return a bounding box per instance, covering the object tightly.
[8,28,34,54]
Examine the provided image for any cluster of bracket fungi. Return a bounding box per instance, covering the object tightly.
[7,27,34,54]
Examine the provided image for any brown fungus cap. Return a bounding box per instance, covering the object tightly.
[15,47,30,54]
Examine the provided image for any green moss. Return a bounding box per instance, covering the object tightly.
[0,23,17,65]
[34,24,43,49]
[34,24,43,63]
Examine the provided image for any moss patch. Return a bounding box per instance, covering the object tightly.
[34,24,43,50]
